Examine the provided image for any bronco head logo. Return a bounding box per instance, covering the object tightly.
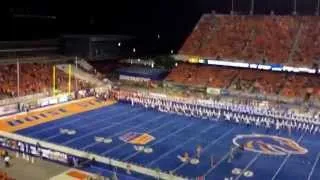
[233,134,308,156]
[119,132,155,145]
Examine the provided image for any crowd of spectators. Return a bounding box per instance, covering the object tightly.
[0,63,89,99]
[180,14,320,66]
[166,63,238,89]
[166,63,320,100]
[0,172,14,180]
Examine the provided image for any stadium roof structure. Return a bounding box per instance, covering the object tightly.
[61,34,135,42]
[0,39,73,64]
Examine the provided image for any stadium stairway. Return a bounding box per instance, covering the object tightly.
[56,64,108,87]
[288,23,303,64]
[78,59,94,72]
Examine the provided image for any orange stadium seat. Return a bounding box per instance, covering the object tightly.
[0,63,89,99]
[166,63,320,99]
[179,14,320,66]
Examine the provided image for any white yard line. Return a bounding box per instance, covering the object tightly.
[82,114,172,150]
[62,112,160,146]
[100,118,176,155]
[43,108,142,141]
[172,127,236,173]
[146,123,221,167]
[234,153,261,180]
[28,105,130,136]
[271,133,305,180]
[122,122,196,161]
[307,152,320,180]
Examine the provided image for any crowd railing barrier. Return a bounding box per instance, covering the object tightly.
[0,92,49,106]
[0,131,184,180]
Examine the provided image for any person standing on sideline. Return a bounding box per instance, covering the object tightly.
[4,152,10,167]
[196,145,202,159]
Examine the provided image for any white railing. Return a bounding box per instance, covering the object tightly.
[0,92,49,106]
[0,131,185,180]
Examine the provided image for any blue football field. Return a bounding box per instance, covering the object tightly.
[16,102,320,180]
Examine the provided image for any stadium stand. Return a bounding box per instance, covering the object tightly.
[166,63,320,99]
[292,16,320,66]
[179,14,320,66]
[166,63,238,88]
[0,173,15,180]
[0,63,89,99]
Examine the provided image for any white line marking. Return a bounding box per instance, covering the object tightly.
[146,123,221,167]
[44,108,143,141]
[271,133,305,180]
[307,152,320,180]
[234,153,261,180]
[62,111,151,145]
[172,127,236,173]
[203,152,230,177]
[27,105,127,136]
[100,118,177,155]
[122,121,196,161]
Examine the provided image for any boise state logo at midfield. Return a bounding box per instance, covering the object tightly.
[119,132,155,145]
[233,134,308,156]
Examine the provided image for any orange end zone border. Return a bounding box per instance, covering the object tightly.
[67,170,89,179]
[0,98,116,132]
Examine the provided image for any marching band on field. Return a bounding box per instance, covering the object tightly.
[114,91,320,135]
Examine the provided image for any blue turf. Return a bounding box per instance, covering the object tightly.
[16,102,320,180]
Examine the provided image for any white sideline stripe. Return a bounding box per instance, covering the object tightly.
[100,116,176,155]
[62,111,150,145]
[89,166,138,179]
[43,108,143,141]
[172,127,236,173]
[29,105,128,136]
[0,97,97,120]
[81,113,168,150]
[271,133,305,180]
[147,123,220,167]
[307,152,320,180]
[123,121,196,161]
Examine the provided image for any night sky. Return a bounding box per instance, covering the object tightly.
[0,0,318,53]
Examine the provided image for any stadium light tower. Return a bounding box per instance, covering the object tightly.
[231,0,234,15]
[250,0,254,15]
[75,56,78,92]
[16,58,20,97]
[293,0,297,15]
[316,0,320,15]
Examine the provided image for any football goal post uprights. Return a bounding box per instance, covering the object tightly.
[52,65,56,96]
[68,64,72,95]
